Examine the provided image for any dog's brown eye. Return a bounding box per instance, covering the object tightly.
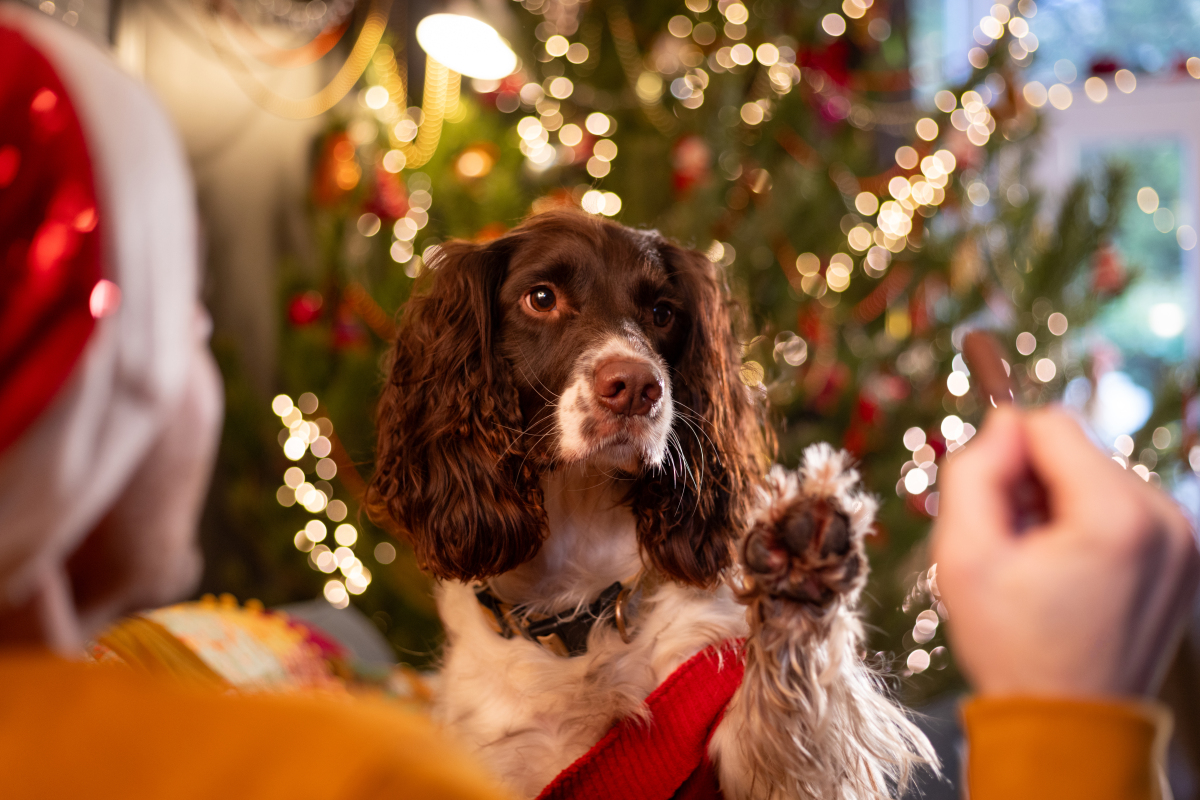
[529,286,557,312]
[652,303,673,327]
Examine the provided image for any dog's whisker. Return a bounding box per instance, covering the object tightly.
[517,369,560,409]
[666,432,691,513]
[670,406,722,466]
[516,350,560,395]
[672,407,715,496]
[496,414,558,462]
[670,432,688,485]
[564,463,628,491]
[518,350,562,403]
[513,423,559,477]
[672,443,691,513]
[667,431,684,485]
[663,428,686,489]
[663,387,713,429]
[669,397,722,455]
[500,417,557,465]
[512,358,560,408]
[671,412,708,493]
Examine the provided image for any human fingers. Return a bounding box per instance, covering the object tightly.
[932,405,1027,565]
[1022,406,1198,594]
[1023,409,1198,567]
[1021,407,1135,522]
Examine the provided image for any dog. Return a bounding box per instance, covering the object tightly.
[369,210,934,799]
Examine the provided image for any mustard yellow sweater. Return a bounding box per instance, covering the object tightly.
[0,650,513,800]
[963,696,1169,800]
[0,649,1168,800]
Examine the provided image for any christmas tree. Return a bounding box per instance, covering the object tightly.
[200,0,1197,699]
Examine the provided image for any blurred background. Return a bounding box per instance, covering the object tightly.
[22,0,1200,792]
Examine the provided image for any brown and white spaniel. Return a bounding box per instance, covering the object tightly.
[369,210,934,799]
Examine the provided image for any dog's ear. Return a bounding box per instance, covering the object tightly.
[368,240,547,582]
[632,243,767,587]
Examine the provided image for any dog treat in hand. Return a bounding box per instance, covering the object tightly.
[961,330,1048,530]
[962,330,1014,407]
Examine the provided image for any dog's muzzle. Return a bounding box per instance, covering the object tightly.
[555,331,674,468]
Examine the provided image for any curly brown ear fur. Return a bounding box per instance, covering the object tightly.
[631,243,768,587]
[368,241,547,582]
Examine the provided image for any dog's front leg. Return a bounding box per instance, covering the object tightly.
[708,444,936,800]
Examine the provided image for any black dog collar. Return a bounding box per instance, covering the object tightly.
[474,578,644,657]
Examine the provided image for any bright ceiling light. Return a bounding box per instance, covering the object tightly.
[415,14,518,80]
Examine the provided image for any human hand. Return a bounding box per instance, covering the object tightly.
[931,405,1200,698]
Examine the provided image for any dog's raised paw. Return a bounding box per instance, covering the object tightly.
[742,494,864,607]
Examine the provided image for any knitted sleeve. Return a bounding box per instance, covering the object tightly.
[962,695,1171,800]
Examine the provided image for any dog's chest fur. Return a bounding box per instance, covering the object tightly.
[432,467,749,798]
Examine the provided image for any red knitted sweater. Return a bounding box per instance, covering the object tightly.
[535,640,746,800]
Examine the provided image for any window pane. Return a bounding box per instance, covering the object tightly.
[1080,140,1189,367]
[910,0,1200,90]
[1028,1,1200,84]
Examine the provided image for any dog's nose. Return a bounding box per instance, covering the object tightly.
[594,360,662,416]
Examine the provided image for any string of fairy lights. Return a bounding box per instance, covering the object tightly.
[888,2,1053,677]
[271,392,396,609]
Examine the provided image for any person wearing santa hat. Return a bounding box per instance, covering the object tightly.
[0,5,509,798]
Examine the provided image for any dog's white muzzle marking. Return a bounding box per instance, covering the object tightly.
[556,328,673,468]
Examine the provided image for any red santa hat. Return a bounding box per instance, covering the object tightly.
[0,5,216,649]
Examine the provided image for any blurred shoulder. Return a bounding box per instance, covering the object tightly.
[0,650,510,800]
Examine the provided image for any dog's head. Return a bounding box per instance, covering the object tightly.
[369,210,766,586]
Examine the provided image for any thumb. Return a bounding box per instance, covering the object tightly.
[932,406,1028,565]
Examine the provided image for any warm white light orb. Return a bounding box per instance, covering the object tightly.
[904,467,930,495]
[415,14,518,80]
[1149,302,1186,338]
[907,648,931,673]
[947,371,970,397]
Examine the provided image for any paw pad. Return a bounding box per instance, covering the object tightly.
[742,496,864,606]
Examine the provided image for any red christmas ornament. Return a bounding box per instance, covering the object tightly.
[856,395,880,425]
[841,396,877,456]
[905,491,932,518]
[796,306,830,349]
[1091,242,1127,295]
[331,302,367,350]
[927,433,946,460]
[287,290,323,326]
[671,135,712,196]
[311,131,360,208]
[812,361,850,413]
[476,74,524,109]
[365,164,408,221]
[799,40,851,88]
[841,427,867,456]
